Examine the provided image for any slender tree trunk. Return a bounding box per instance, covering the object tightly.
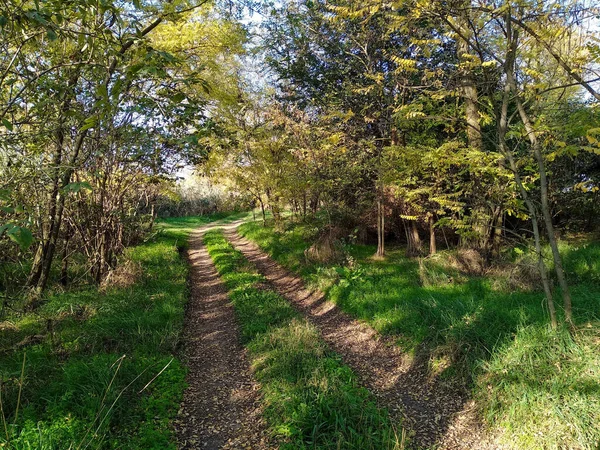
[429,215,437,255]
[376,190,385,257]
[259,198,266,227]
[59,233,69,287]
[148,204,156,231]
[499,19,557,328]
[28,142,63,287]
[268,190,282,228]
[27,70,81,290]
[505,152,558,329]
[491,207,503,257]
[35,131,89,293]
[310,192,320,214]
[505,51,573,325]
[456,7,483,151]
[303,192,307,220]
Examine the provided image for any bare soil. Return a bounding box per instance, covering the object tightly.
[174,224,270,449]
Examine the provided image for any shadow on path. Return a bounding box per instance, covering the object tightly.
[225,227,497,450]
[174,223,269,449]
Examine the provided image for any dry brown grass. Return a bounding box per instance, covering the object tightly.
[448,249,487,276]
[490,261,542,292]
[100,259,142,292]
[304,227,345,264]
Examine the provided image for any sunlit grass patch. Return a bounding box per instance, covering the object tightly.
[0,214,233,448]
[239,219,600,449]
[477,325,600,449]
[204,229,403,449]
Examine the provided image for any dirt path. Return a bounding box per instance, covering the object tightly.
[225,228,497,450]
[174,223,270,449]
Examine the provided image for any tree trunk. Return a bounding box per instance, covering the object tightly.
[455,6,498,252]
[499,19,557,328]
[405,220,422,257]
[27,70,80,291]
[505,48,573,325]
[456,7,482,151]
[429,216,437,255]
[491,207,503,257]
[148,204,156,231]
[270,194,282,228]
[59,233,69,287]
[259,198,266,227]
[376,192,385,257]
[310,192,320,214]
[303,192,307,220]
[27,145,62,288]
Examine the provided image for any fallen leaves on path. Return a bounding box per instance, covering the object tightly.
[174,227,270,449]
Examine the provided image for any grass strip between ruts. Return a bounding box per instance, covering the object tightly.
[237,219,600,450]
[203,229,404,450]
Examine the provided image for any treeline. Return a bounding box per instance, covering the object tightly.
[0,0,246,302]
[204,0,600,328]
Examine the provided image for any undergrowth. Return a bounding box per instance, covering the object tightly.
[203,229,404,450]
[0,214,230,449]
[239,219,600,450]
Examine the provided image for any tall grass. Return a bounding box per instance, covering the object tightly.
[204,230,404,449]
[239,219,600,449]
[0,215,226,449]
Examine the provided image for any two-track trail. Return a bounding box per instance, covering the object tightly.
[223,227,497,450]
[174,222,269,450]
[174,219,497,449]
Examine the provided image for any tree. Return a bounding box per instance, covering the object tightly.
[0,0,247,295]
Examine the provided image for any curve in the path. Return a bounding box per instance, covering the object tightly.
[225,228,497,450]
[174,223,270,450]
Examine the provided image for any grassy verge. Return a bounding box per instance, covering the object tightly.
[203,229,403,450]
[0,214,230,449]
[238,219,600,450]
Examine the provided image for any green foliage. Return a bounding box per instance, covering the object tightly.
[0,223,33,250]
[0,0,249,292]
[203,229,403,449]
[240,219,600,449]
[0,215,230,448]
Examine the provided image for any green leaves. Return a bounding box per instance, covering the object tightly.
[79,116,98,132]
[2,118,13,131]
[61,182,93,194]
[171,92,186,103]
[183,135,199,145]
[0,223,34,250]
[0,189,33,249]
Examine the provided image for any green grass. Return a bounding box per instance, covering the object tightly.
[0,214,231,449]
[157,210,252,247]
[239,219,600,450]
[203,229,404,450]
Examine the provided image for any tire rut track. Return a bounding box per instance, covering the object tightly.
[174,227,270,450]
[224,228,497,450]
